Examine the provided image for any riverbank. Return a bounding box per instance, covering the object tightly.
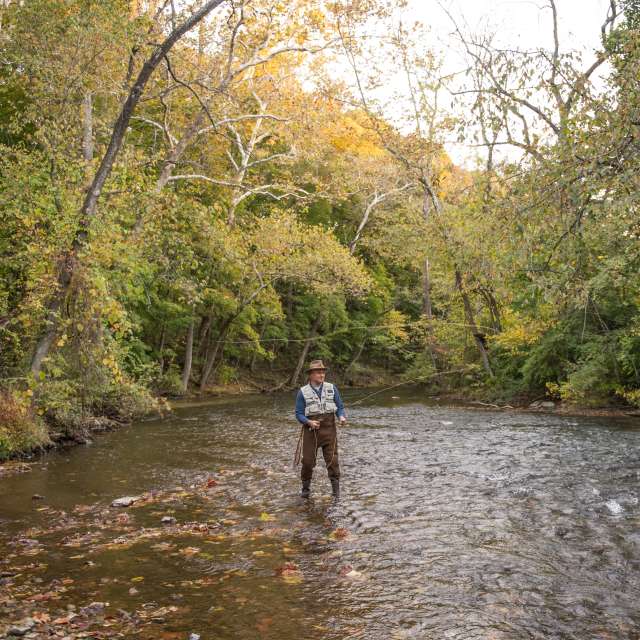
[2,376,639,473]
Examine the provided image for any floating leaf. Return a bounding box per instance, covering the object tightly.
[329,527,349,540]
[275,561,303,584]
[180,546,201,556]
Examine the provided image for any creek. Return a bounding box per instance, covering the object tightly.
[1,388,640,639]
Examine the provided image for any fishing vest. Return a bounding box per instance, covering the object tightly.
[300,382,337,417]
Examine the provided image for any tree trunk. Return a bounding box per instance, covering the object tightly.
[480,285,502,333]
[250,318,268,372]
[196,312,213,360]
[158,322,166,375]
[157,111,207,192]
[199,319,232,393]
[346,336,367,372]
[349,199,375,254]
[289,315,320,387]
[81,91,94,162]
[286,283,294,318]
[422,256,433,318]
[455,268,493,377]
[181,317,195,393]
[29,0,226,377]
[422,256,438,371]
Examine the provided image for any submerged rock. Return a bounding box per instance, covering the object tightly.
[6,617,35,636]
[605,499,624,515]
[79,601,106,616]
[529,400,556,410]
[111,496,141,507]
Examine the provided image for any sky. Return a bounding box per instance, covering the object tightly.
[408,0,613,52]
[362,0,616,166]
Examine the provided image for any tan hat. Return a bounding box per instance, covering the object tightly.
[306,359,328,373]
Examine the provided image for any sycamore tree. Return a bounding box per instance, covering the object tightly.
[447,0,640,404]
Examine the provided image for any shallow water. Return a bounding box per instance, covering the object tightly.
[2,388,640,639]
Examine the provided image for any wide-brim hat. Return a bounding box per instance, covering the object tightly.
[306,359,328,373]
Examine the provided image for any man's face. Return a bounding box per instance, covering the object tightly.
[309,369,326,385]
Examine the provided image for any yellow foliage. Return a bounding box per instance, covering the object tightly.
[384,310,410,342]
[491,311,551,355]
[324,113,385,158]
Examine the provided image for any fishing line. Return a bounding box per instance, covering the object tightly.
[211,319,497,344]
[348,366,475,407]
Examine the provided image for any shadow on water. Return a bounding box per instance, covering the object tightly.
[2,387,640,639]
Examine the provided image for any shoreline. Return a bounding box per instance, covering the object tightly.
[2,383,639,476]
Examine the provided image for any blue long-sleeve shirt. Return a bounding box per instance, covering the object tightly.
[295,383,346,425]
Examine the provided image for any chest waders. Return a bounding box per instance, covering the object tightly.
[294,383,340,498]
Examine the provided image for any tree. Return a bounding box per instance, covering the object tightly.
[29,0,228,377]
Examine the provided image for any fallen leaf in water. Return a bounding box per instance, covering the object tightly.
[137,604,179,621]
[339,565,364,580]
[275,561,303,584]
[329,527,349,540]
[207,534,227,542]
[206,478,218,488]
[131,576,145,582]
[180,547,201,556]
[259,512,275,522]
[256,616,273,633]
[32,611,50,623]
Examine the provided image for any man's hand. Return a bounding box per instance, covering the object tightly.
[339,416,347,426]
[307,419,320,429]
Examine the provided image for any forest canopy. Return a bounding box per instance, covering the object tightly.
[1,0,639,458]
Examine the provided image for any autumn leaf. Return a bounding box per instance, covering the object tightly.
[256,616,273,634]
[329,527,349,540]
[275,561,303,584]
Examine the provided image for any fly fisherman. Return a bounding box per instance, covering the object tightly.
[294,360,347,499]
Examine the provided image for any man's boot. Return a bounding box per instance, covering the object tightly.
[330,477,340,499]
[301,479,311,498]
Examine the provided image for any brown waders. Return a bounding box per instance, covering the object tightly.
[300,412,340,497]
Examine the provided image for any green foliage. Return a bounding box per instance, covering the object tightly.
[2,0,640,463]
[0,390,51,460]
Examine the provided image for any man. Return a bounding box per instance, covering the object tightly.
[294,359,347,499]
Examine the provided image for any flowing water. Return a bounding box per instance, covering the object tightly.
[2,389,640,639]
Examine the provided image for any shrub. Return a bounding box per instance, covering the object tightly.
[0,389,51,460]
